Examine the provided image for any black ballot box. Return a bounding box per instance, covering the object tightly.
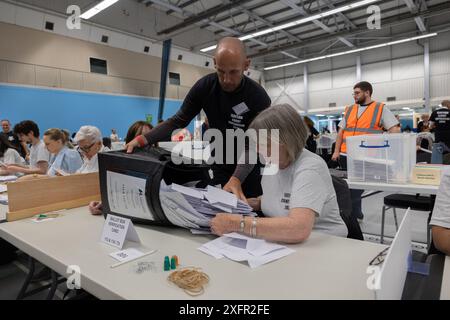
[98,147,211,226]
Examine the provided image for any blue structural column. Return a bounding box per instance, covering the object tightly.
[158,39,172,121]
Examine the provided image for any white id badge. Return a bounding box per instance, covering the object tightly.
[232,102,250,115]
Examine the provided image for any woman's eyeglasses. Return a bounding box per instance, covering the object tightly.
[79,142,95,153]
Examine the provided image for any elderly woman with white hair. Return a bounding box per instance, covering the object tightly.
[210,104,347,243]
[74,126,109,174]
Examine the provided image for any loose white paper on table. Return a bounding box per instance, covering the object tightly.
[0,176,17,182]
[31,217,56,223]
[198,246,224,259]
[171,183,204,199]
[109,248,145,262]
[247,247,295,268]
[100,214,141,249]
[0,185,7,193]
[199,232,295,268]
[106,171,154,221]
[205,185,238,208]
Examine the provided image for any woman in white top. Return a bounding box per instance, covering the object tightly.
[0,134,25,175]
[75,126,109,174]
[210,104,347,243]
[44,128,83,176]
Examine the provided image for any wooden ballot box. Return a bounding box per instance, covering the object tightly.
[6,173,100,222]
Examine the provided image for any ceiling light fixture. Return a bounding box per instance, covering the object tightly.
[200,0,381,53]
[81,0,120,20]
[264,33,437,71]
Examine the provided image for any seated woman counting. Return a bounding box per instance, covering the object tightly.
[0,134,26,175]
[210,104,348,243]
[44,128,83,176]
[74,126,109,174]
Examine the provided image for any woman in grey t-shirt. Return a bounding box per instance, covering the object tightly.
[210,104,347,243]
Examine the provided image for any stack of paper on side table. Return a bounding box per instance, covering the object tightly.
[199,232,295,268]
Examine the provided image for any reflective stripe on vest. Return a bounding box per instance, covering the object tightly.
[341,102,384,153]
[370,102,383,129]
[343,102,383,132]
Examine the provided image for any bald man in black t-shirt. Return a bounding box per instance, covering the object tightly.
[126,37,271,199]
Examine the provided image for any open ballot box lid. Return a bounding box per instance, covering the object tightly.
[98,147,211,226]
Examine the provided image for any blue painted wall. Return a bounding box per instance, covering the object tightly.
[399,118,414,131]
[0,84,192,140]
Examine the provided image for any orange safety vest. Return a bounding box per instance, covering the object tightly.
[340,101,384,153]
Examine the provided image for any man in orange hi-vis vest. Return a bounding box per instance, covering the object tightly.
[332,81,400,220]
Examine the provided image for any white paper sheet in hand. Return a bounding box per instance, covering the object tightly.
[171,183,204,199]
[205,185,238,208]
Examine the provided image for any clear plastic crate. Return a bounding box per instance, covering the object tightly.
[346,133,417,184]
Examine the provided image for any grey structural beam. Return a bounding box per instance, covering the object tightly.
[152,0,254,35]
[249,1,450,59]
[304,64,309,112]
[279,0,354,48]
[402,0,427,32]
[424,40,430,112]
[166,0,198,15]
[356,55,362,82]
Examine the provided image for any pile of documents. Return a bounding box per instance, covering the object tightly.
[159,182,254,233]
[198,232,295,268]
[0,184,7,205]
[0,194,8,205]
[0,175,17,182]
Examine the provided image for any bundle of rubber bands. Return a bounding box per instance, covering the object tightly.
[167,267,210,296]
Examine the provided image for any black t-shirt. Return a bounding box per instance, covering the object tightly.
[144,73,271,163]
[0,131,26,158]
[430,108,450,147]
[306,126,319,152]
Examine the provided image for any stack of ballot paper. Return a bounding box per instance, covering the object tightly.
[198,233,295,268]
[0,175,17,182]
[159,182,255,233]
[0,194,8,205]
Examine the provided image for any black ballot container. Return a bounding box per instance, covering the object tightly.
[98,147,211,226]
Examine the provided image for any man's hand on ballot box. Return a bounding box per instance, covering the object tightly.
[126,135,148,154]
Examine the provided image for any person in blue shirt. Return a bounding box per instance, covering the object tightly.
[43,128,82,176]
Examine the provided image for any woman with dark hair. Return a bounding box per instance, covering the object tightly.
[125,121,153,144]
[0,134,25,175]
[303,116,319,153]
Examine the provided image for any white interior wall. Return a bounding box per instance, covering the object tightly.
[0,1,263,82]
[264,33,450,113]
